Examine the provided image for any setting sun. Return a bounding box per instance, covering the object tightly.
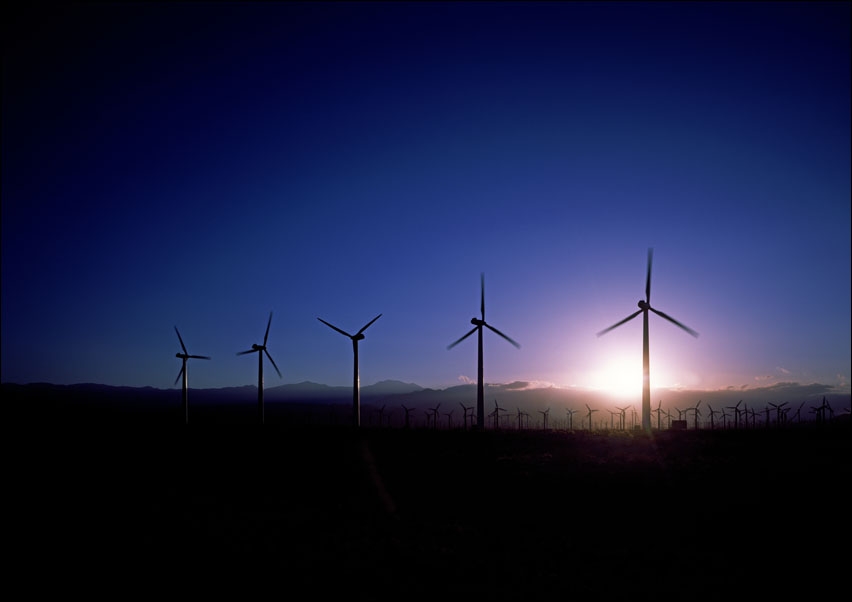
[589,355,643,399]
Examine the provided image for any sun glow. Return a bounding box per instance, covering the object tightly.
[589,355,643,399]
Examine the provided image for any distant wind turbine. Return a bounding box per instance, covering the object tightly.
[402,405,416,429]
[538,408,551,430]
[173,326,210,424]
[687,400,702,430]
[236,312,282,424]
[448,273,520,430]
[585,404,598,431]
[489,399,508,430]
[460,402,474,430]
[597,248,698,432]
[566,408,578,430]
[653,400,664,431]
[318,313,382,428]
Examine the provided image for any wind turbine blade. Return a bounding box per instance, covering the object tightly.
[646,247,654,303]
[648,307,699,337]
[174,326,188,355]
[265,349,282,378]
[357,313,382,335]
[318,317,353,338]
[596,309,643,337]
[264,312,273,346]
[188,355,211,360]
[236,349,257,355]
[484,323,521,349]
[174,365,184,385]
[480,272,485,320]
[447,326,478,349]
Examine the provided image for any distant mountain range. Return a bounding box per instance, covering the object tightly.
[3,379,849,428]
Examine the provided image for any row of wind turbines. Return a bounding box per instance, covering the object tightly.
[357,397,842,430]
[175,248,699,428]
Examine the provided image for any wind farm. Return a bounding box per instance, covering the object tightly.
[2,2,849,601]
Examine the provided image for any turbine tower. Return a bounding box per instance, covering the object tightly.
[318,313,382,428]
[173,326,210,424]
[237,311,282,424]
[448,273,520,430]
[597,248,698,432]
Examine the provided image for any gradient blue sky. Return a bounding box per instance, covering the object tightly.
[2,1,850,401]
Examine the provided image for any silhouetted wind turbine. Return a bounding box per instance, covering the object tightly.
[489,399,508,430]
[236,312,282,424]
[444,409,455,429]
[566,408,578,430]
[688,400,702,430]
[402,405,415,429]
[706,404,719,430]
[607,409,619,430]
[616,405,630,431]
[460,402,474,430]
[597,248,698,432]
[448,273,520,430]
[429,403,442,429]
[791,401,806,424]
[585,404,598,431]
[173,326,210,424]
[318,313,382,428]
[769,401,789,427]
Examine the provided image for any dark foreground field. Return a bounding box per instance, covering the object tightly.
[12,422,850,600]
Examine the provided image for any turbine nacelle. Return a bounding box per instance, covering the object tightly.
[471,317,485,326]
[638,300,649,310]
[353,333,366,341]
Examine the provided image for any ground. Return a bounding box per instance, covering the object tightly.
[12,422,849,600]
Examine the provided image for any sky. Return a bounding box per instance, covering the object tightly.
[2,1,850,405]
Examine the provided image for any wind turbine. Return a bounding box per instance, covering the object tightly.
[616,405,630,431]
[653,400,663,431]
[402,405,416,429]
[460,402,474,430]
[706,404,719,430]
[236,312,282,424]
[538,408,551,430]
[429,403,442,429]
[607,409,619,430]
[791,401,806,424]
[173,326,210,424]
[448,273,520,430]
[566,408,578,430]
[489,399,508,430]
[769,402,789,427]
[688,400,702,430]
[597,248,698,432]
[585,404,598,431]
[318,313,382,428]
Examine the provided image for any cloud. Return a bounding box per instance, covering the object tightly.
[776,367,791,375]
[457,375,474,385]
[499,380,558,391]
